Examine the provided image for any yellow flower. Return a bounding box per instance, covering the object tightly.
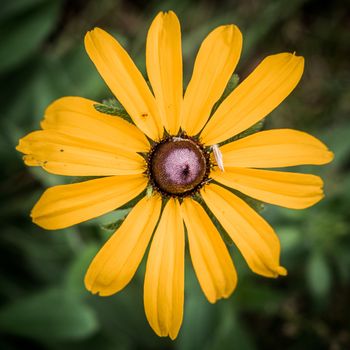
[16,11,333,339]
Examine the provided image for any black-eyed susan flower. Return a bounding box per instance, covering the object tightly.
[16,11,333,339]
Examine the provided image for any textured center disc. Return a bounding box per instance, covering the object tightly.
[150,138,207,195]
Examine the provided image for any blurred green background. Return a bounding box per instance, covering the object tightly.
[1,0,349,349]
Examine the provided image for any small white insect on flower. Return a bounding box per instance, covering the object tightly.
[211,144,224,171]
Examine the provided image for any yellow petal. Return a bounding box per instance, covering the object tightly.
[42,96,150,153]
[85,28,163,140]
[181,25,242,136]
[212,167,324,209]
[17,129,146,176]
[201,184,286,278]
[181,198,237,303]
[146,11,182,135]
[85,195,162,296]
[144,198,184,339]
[201,53,304,145]
[219,129,334,168]
[31,174,147,230]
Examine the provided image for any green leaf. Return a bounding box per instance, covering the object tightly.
[0,0,61,73]
[90,286,164,349]
[93,98,133,123]
[83,209,130,229]
[0,0,48,22]
[65,245,99,297]
[176,266,219,350]
[29,167,70,187]
[278,226,301,253]
[70,176,102,184]
[211,74,239,115]
[235,118,265,140]
[61,44,108,97]
[93,104,120,116]
[194,195,234,246]
[321,122,350,169]
[206,304,256,350]
[234,283,283,314]
[100,218,126,233]
[218,119,265,147]
[307,252,331,301]
[0,288,98,341]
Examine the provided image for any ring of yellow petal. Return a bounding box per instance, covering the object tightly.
[147,135,211,197]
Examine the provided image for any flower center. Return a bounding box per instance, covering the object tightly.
[148,137,209,196]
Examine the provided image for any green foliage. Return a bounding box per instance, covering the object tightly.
[211,73,240,115]
[93,98,133,123]
[307,252,331,301]
[0,0,61,73]
[0,288,98,341]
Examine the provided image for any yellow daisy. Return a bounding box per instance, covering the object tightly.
[16,11,333,339]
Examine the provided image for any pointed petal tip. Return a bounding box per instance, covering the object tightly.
[86,27,102,35]
[158,9,177,18]
[84,27,103,44]
[295,55,305,71]
[84,27,93,39]
[276,52,304,72]
[15,144,22,154]
[266,265,288,278]
[204,283,237,304]
[84,281,113,297]
[84,275,111,297]
[217,23,242,34]
[94,289,114,297]
[87,288,112,298]
[149,327,177,340]
[31,216,58,231]
[229,23,243,37]
[326,150,335,163]
[277,266,288,276]
[296,192,325,210]
[150,324,179,340]
[280,51,304,61]
[16,136,31,154]
[215,24,242,52]
[169,328,181,341]
[30,217,50,231]
[84,27,105,47]
[31,211,48,229]
[206,287,235,304]
[315,149,334,165]
[207,296,217,304]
